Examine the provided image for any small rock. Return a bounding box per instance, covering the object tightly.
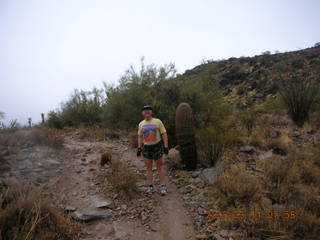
[192,171,200,178]
[194,177,205,188]
[218,229,229,238]
[240,146,256,154]
[94,223,115,238]
[0,150,10,157]
[213,234,225,240]
[201,167,218,184]
[121,204,127,210]
[314,135,320,147]
[307,129,316,135]
[64,206,76,212]
[269,130,280,138]
[259,150,273,160]
[71,209,112,222]
[178,185,193,194]
[272,147,286,156]
[95,200,114,209]
[195,234,207,239]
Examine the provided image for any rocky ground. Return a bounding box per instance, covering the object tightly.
[1,125,319,240]
[0,131,198,240]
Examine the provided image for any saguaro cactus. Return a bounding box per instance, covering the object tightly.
[175,102,197,170]
[28,118,32,128]
[41,113,45,124]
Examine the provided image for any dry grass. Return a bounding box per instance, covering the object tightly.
[209,147,320,239]
[210,165,263,208]
[0,184,79,240]
[69,125,122,141]
[127,131,138,148]
[30,127,64,150]
[105,157,140,201]
[308,111,320,131]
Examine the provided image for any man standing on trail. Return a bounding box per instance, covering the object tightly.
[137,105,169,196]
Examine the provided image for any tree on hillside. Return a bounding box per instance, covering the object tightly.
[101,58,177,129]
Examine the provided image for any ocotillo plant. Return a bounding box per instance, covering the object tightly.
[175,102,197,170]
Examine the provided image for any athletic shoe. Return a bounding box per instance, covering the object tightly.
[145,185,155,195]
[159,184,167,196]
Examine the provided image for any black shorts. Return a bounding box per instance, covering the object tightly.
[142,142,163,160]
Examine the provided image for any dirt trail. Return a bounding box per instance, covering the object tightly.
[49,133,195,240]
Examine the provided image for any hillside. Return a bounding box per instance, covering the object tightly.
[179,46,320,107]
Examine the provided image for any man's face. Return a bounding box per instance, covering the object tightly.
[142,109,152,118]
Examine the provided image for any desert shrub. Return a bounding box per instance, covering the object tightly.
[279,77,319,127]
[196,101,237,166]
[308,111,320,131]
[210,148,320,239]
[238,108,258,133]
[106,158,140,200]
[211,165,263,208]
[196,126,236,167]
[0,185,78,240]
[30,127,64,149]
[261,94,285,111]
[221,64,248,86]
[59,88,104,127]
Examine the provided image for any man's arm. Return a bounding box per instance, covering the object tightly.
[138,134,143,148]
[137,135,143,157]
[162,132,169,155]
[162,133,168,148]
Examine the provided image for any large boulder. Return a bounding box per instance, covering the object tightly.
[71,209,112,222]
[166,147,183,169]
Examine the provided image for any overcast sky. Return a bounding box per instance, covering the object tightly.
[0,0,319,125]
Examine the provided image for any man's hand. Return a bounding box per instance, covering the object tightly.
[163,147,169,155]
[137,147,142,157]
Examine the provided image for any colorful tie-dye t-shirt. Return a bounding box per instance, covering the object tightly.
[138,118,166,145]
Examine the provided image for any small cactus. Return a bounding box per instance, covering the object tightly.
[175,102,197,170]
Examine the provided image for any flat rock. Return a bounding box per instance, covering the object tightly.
[218,229,229,238]
[95,200,114,209]
[64,205,76,212]
[94,223,115,238]
[201,167,218,184]
[71,209,112,222]
[195,234,207,239]
[213,234,225,240]
[258,150,273,160]
[240,146,256,154]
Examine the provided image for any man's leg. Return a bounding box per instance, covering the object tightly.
[155,157,167,185]
[143,158,153,185]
